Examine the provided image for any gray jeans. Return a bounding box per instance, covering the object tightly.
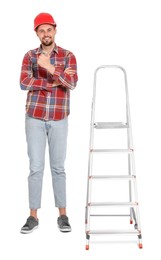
[25,115,68,209]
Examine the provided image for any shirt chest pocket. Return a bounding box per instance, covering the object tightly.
[51,59,66,69]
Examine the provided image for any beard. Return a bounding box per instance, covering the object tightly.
[41,37,53,46]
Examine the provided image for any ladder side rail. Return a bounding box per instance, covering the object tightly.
[122,67,141,235]
[127,155,133,221]
[122,67,134,149]
[85,67,98,232]
[121,67,136,223]
[133,176,142,231]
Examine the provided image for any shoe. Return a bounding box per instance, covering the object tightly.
[20,216,39,234]
[57,215,71,232]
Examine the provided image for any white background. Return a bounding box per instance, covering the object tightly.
[0,0,161,259]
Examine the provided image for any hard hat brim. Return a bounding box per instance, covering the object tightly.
[34,22,57,31]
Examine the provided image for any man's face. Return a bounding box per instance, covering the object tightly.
[36,24,56,46]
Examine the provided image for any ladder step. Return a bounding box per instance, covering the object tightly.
[87,229,141,235]
[90,175,136,180]
[94,122,128,129]
[89,202,138,207]
[91,149,133,153]
[90,214,130,217]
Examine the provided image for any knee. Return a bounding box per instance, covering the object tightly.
[29,160,45,178]
[51,165,65,176]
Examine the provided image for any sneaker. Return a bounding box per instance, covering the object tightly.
[57,215,71,232]
[20,216,39,234]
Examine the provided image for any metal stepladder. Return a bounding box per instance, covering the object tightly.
[85,65,143,250]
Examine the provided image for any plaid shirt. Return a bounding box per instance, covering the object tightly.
[20,44,78,120]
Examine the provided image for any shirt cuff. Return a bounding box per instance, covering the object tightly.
[51,66,63,81]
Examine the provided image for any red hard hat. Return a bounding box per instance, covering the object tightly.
[34,13,57,31]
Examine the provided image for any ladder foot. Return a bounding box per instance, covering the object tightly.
[138,243,143,249]
[86,245,89,250]
[130,219,133,224]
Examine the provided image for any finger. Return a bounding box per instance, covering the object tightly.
[66,71,75,75]
[65,69,76,74]
[64,67,73,72]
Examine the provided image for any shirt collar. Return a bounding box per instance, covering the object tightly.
[36,44,58,54]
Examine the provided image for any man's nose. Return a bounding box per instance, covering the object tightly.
[44,31,49,36]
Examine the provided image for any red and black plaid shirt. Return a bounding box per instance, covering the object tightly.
[20,44,78,120]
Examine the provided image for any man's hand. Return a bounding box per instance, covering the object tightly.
[38,53,50,69]
[52,80,60,87]
[64,67,76,76]
[52,67,76,88]
[38,53,55,74]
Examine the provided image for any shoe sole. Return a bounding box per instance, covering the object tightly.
[20,225,39,234]
[58,225,71,232]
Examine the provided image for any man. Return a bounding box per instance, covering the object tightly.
[20,13,78,234]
